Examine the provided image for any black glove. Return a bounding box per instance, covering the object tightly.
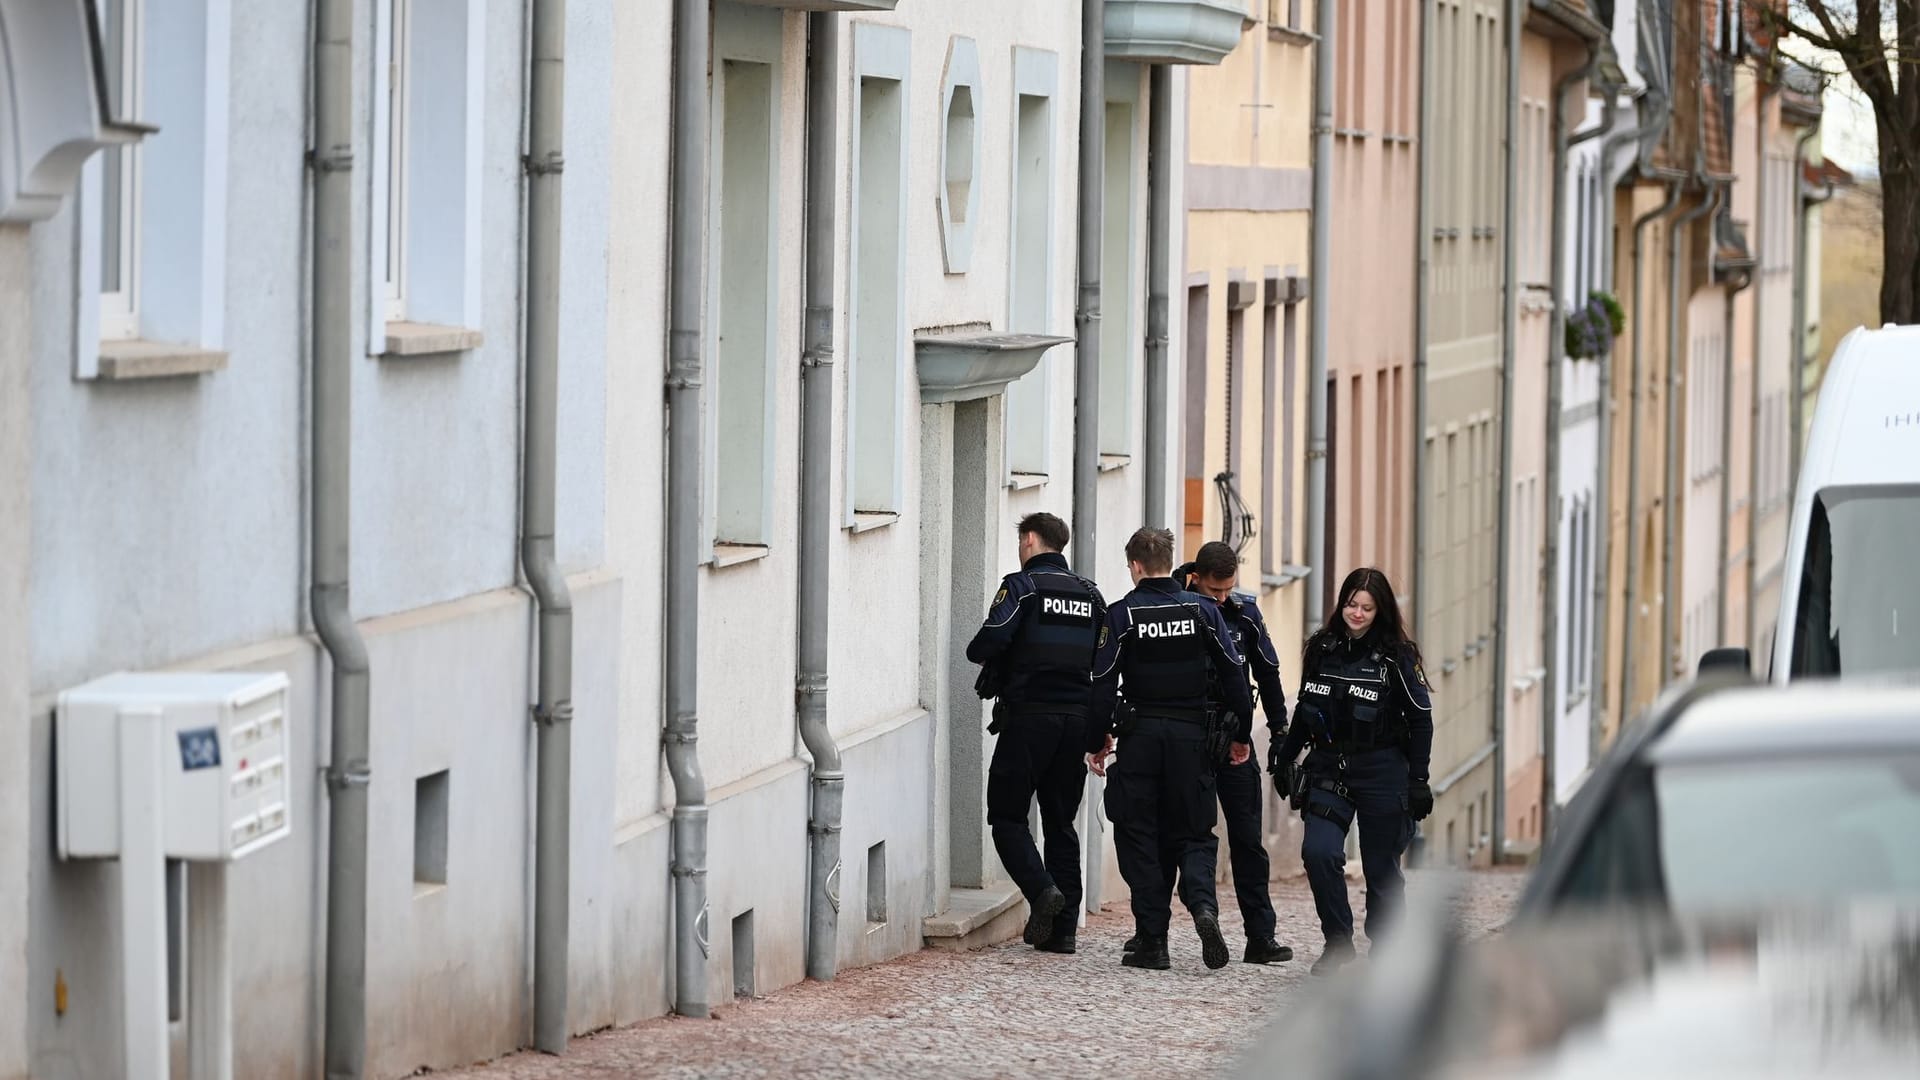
[1408,779,1434,821]
[1267,738,1290,795]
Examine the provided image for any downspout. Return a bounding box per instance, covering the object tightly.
[1490,0,1517,864]
[1539,40,1606,844]
[1717,217,1752,645]
[312,0,371,1074]
[666,0,711,1019]
[1745,79,1776,650]
[1661,173,1718,689]
[1787,122,1819,497]
[524,0,575,1053]
[1413,0,1432,653]
[1070,0,1103,575]
[798,11,844,984]
[1143,63,1172,529]
[1617,176,1684,728]
[1303,0,1334,635]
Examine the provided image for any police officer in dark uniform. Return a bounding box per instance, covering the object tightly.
[1272,567,1434,976]
[968,512,1107,953]
[1165,541,1294,966]
[1087,527,1253,971]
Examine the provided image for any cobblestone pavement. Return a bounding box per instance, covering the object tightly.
[439,869,1526,1079]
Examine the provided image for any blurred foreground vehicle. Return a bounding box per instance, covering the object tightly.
[1236,680,1920,1078]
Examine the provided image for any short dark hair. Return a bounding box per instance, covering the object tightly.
[1018,512,1070,553]
[1194,541,1239,582]
[1124,527,1175,575]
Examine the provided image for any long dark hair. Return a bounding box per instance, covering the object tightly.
[1306,567,1423,665]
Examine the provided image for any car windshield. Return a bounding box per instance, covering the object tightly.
[1790,486,1920,678]
[1559,752,1920,912]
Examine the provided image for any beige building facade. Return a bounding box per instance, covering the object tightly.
[1182,1,1317,873]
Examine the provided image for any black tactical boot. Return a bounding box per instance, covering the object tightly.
[1310,938,1356,977]
[1121,936,1171,970]
[1194,910,1230,970]
[1024,886,1067,947]
[1243,937,1295,965]
[1034,934,1077,955]
[1122,935,1141,953]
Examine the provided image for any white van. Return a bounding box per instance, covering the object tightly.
[1763,324,1920,682]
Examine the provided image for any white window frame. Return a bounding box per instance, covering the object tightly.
[706,4,784,554]
[1004,46,1060,482]
[369,0,485,354]
[75,0,232,378]
[846,22,912,525]
[97,0,143,342]
[1100,60,1144,459]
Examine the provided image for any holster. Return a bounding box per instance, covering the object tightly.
[1111,699,1139,738]
[986,700,1009,735]
[1202,708,1234,773]
[1287,766,1310,812]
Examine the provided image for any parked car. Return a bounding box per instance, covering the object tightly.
[1235,680,1920,1078]
[1704,324,1920,682]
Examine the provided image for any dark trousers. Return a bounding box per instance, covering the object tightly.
[986,711,1088,937]
[1103,716,1219,938]
[1215,756,1277,939]
[1300,747,1412,945]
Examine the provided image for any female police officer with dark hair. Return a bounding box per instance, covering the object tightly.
[1270,567,1433,976]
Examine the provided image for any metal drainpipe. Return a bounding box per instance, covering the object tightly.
[1490,0,1517,864]
[1071,0,1103,576]
[1746,80,1776,652]
[1143,63,1172,530]
[312,0,370,1073]
[1662,174,1718,690]
[524,0,575,1053]
[1303,0,1333,636]
[1717,224,1752,646]
[1618,176,1684,729]
[666,0,711,1019]
[1538,43,1606,845]
[1787,123,1819,500]
[797,11,844,984]
[1412,0,1432,654]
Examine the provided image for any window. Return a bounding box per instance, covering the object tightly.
[1005,49,1059,479]
[370,0,486,355]
[1786,487,1920,678]
[1226,289,1247,479]
[97,0,142,341]
[1282,299,1300,564]
[1101,64,1142,458]
[78,0,232,378]
[1261,286,1280,577]
[848,24,911,521]
[708,8,782,551]
[1184,284,1210,546]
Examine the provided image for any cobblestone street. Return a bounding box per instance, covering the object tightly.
[440,869,1526,1079]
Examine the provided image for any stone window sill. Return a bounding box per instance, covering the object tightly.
[1268,27,1316,47]
[709,544,771,569]
[1260,564,1312,590]
[382,321,484,358]
[95,340,228,381]
[1006,472,1048,492]
[848,512,900,535]
[1097,454,1131,473]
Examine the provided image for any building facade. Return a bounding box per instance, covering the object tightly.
[0,1,1242,1075]
[1181,1,1316,875]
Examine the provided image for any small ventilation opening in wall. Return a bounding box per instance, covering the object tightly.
[732,910,756,998]
[414,770,450,889]
[866,841,888,926]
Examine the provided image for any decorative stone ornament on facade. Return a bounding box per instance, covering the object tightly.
[938,37,982,274]
[914,327,1070,404]
[0,0,150,224]
[1104,0,1252,66]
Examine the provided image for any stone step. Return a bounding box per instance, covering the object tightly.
[922,885,1026,951]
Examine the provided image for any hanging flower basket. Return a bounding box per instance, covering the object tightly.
[1565,290,1623,360]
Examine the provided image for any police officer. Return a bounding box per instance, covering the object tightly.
[1165,541,1294,966]
[968,512,1107,953]
[1271,567,1434,976]
[1087,527,1254,971]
